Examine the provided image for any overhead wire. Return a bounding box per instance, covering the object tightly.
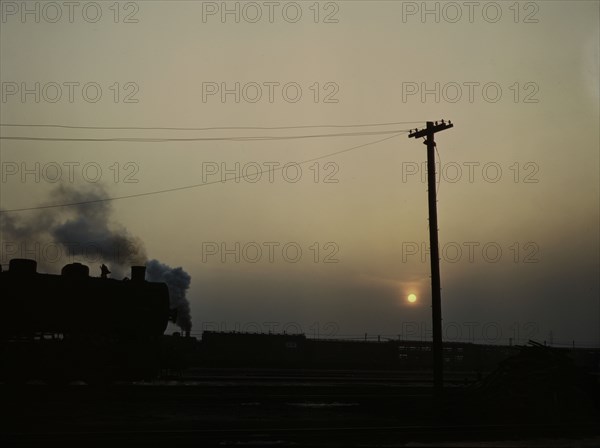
[0,131,408,213]
[0,120,426,132]
[0,129,411,143]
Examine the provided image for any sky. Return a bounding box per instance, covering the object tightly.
[1,0,598,347]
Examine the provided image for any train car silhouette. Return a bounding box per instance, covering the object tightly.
[0,258,173,384]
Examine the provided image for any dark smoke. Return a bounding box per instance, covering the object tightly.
[146,259,192,332]
[1,184,146,274]
[50,185,147,266]
[1,184,192,332]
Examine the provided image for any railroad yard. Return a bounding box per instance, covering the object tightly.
[2,367,599,447]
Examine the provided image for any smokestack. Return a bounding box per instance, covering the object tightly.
[9,258,37,275]
[131,265,146,282]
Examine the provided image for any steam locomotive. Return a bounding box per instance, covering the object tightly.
[0,258,173,383]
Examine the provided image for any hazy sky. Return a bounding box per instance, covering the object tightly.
[1,1,598,346]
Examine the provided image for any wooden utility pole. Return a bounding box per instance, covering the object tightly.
[408,120,453,397]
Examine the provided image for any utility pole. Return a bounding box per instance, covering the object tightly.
[408,120,453,397]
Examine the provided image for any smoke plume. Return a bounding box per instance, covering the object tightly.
[0,184,192,331]
[146,259,192,332]
[1,184,146,275]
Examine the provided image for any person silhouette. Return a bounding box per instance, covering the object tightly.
[100,264,111,279]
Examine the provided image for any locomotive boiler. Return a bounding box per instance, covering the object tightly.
[0,258,173,383]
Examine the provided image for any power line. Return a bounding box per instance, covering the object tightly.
[0,131,407,213]
[0,120,425,132]
[0,129,411,143]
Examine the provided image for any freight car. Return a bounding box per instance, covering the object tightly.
[0,258,173,384]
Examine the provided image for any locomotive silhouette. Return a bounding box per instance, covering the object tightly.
[0,258,174,384]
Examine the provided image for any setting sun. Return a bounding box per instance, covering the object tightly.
[407,294,417,303]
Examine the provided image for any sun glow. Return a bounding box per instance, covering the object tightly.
[407,293,417,303]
